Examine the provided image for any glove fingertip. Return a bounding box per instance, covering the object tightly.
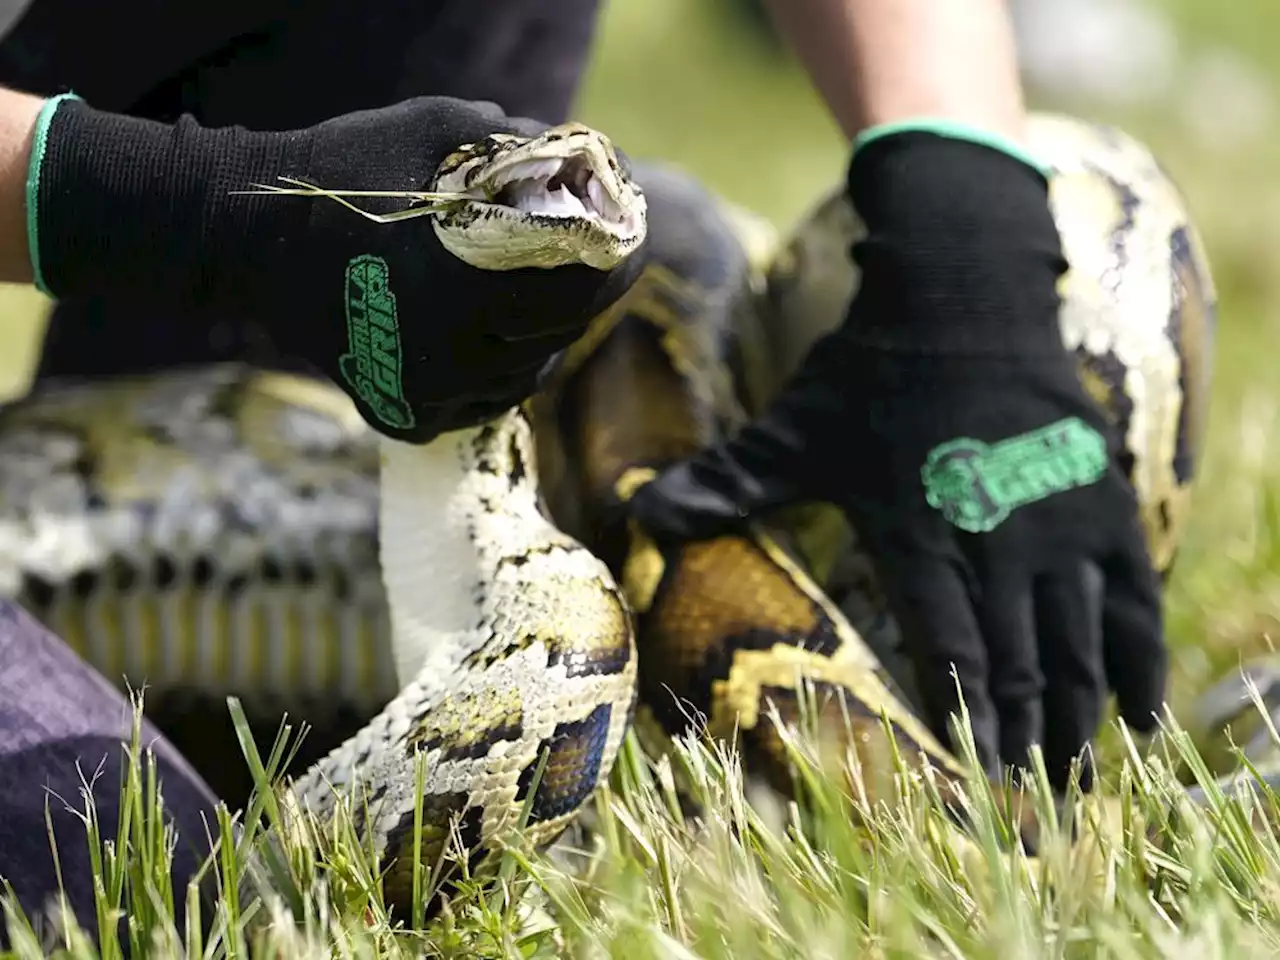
[628,464,747,542]
[1102,596,1167,733]
[1112,660,1165,734]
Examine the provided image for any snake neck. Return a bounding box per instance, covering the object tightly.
[289,410,543,799]
[289,403,637,842]
[376,409,544,686]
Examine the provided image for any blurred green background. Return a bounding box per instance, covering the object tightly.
[0,0,1277,720]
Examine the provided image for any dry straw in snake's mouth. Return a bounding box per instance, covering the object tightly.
[232,122,648,271]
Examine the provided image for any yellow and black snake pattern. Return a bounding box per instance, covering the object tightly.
[0,112,1219,917]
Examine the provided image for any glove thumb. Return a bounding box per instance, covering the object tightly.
[628,413,810,542]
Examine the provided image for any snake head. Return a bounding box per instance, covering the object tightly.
[432,122,648,271]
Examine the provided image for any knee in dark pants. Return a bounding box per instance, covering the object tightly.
[0,601,221,947]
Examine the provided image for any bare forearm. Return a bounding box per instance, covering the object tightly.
[761,0,1027,144]
[0,87,48,285]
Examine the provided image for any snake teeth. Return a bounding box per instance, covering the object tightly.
[479,156,629,226]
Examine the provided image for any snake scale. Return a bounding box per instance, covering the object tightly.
[0,112,1220,917]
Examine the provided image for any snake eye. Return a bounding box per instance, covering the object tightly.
[612,147,634,182]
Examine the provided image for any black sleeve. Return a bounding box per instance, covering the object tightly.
[0,0,602,127]
[0,0,604,381]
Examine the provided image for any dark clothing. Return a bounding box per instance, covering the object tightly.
[0,601,221,945]
[0,0,603,380]
[0,0,603,939]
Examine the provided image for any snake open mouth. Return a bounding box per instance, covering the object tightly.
[432,123,648,270]
[486,156,628,224]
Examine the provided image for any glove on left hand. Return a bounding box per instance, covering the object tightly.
[629,128,1164,791]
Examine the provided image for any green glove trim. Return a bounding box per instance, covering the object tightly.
[26,92,82,297]
[853,117,1051,179]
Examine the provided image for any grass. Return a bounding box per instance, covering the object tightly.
[8,687,1280,958]
[3,0,1280,954]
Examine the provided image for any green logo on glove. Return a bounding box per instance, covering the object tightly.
[339,254,416,431]
[921,418,1109,533]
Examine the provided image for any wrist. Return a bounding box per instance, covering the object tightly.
[30,96,312,303]
[0,87,50,286]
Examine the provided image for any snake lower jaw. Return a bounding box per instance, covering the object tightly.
[431,202,647,271]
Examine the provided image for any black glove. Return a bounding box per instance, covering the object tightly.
[628,129,1164,791]
[28,94,644,442]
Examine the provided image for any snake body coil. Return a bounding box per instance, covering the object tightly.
[0,113,1217,916]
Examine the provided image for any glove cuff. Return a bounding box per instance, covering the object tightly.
[843,127,1068,356]
[29,95,314,303]
[25,92,78,296]
[853,118,1051,179]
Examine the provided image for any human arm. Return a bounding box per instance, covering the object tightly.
[629,0,1163,790]
[761,0,1027,142]
[0,86,46,284]
[0,86,643,442]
